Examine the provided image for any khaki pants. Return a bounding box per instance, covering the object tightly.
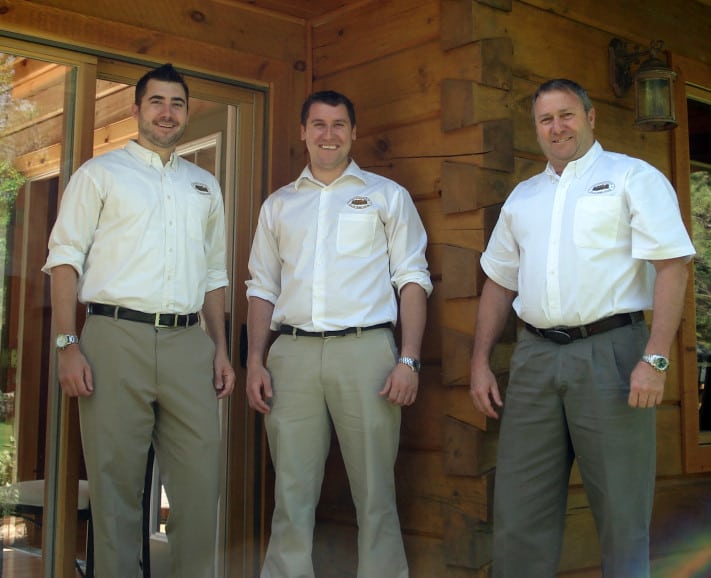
[78,314,220,578]
[261,328,408,578]
[493,321,654,578]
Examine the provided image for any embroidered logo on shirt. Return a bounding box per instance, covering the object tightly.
[192,182,210,194]
[588,181,615,194]
[347,196,372,209]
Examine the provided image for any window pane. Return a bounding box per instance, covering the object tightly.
[0,53,79,573]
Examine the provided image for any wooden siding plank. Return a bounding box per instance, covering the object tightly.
[312,0,439,78]
[443,416,498,476]
[356,157,443,201]
[441,245,484,299]
[442,81,512,131]
[441,163,511,214]
[315,39,512,136]
[355,118,514,173]
[441,0,510,50]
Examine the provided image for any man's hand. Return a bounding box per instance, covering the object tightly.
[628,360,666,408]
[246,363,273,414]
[380,364,419,406]
[470,362,503,419]
[213,352,236,399]
[57,346,94,397]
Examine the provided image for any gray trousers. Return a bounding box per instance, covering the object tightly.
[493,320,655,578]
[78,314,220,578]
[260,328,408,578]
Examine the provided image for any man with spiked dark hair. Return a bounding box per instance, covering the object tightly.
[44,63,234,578]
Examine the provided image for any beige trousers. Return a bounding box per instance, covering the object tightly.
[78,314,220,578]
[260,328,409,578]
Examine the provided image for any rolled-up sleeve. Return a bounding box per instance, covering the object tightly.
[387,185,433,297]
[245,200,282,304]
[42,166,103,276]
[204,175,230,292]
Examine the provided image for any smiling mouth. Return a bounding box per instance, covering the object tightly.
[552,136,573,144]
[319,144,338,150]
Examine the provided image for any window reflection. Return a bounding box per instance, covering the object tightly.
[0,53,73,571]
[689,97,711,431]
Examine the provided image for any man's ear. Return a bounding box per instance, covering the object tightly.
[588,107,596,129]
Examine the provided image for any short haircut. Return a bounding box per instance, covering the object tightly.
[135,63,189,107]
[300,90,356,127]
[531,78,593,119]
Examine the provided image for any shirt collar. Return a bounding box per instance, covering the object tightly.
[544,140,602,180]
[294,159,367,190]
[125,140,179,170]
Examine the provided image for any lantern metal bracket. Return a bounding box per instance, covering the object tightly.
[608,38,665,98]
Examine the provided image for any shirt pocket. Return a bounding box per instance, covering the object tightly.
[573,196,622,249]
[336,212,378,257]
[187,194,211,241]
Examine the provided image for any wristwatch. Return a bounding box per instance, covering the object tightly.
[398,356,421,373]
[642,354,669,373]
[56,334,79,351]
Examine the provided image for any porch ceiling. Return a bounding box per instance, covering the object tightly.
[225,0,364,20]
[232,0,711,17]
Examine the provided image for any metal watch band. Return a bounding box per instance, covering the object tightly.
[398,356,421,373]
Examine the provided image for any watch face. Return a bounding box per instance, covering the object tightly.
[56,334,78,349]
[654,356,669,371]
[644,354,669,372]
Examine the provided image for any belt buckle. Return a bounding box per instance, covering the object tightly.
[546,328,573,345]
[154,313,174,328]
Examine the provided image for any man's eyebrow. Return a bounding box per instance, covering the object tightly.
[147,94,186,105]
[308,117,349,124]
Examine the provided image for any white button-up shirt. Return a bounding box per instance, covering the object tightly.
[246,161,432,331]
[481,141,695,328]
[43,140,229,314]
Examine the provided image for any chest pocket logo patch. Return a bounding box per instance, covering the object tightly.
[588,181,615,194]
[192,182,210,194]
[347,196,372,209]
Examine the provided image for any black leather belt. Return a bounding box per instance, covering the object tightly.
[87,303,199,328]
[280,322,392,338]
[524,311,644,345]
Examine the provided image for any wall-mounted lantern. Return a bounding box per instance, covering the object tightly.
[608,38,677,131]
